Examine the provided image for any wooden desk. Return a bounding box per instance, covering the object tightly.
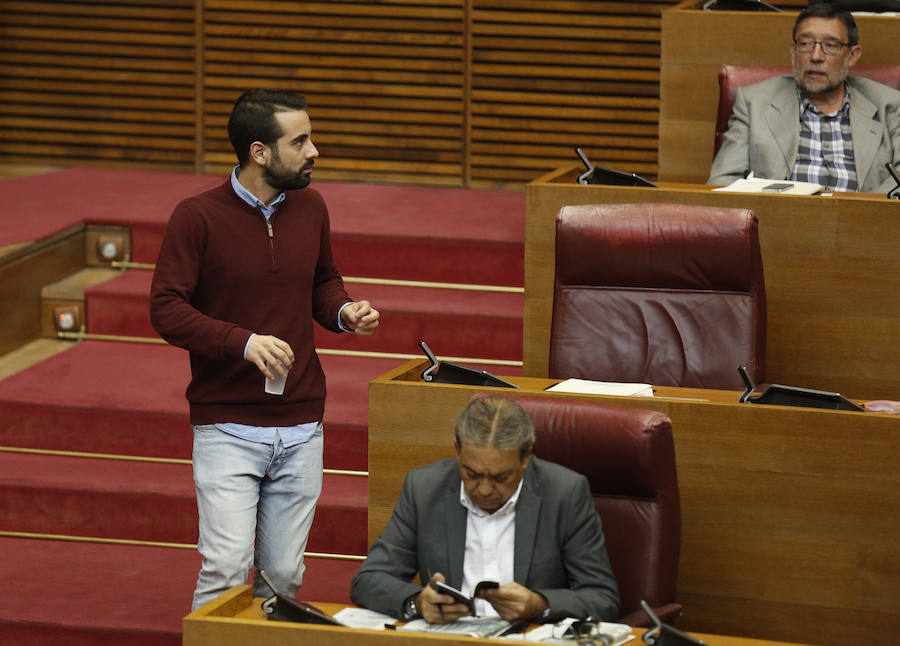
[525,168,900,400]
[367,360,900,646]
[659,1,900,183]
[183,584,814,646]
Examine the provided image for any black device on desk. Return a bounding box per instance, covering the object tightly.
[575,147,657,188]
[419,341,517,388]
[886,163,900,200]
[430,579,499,616]
[738,366,864,412]
[641,600,708,646]
[258,569,345,626]
[702,0,780,10]
[810,0,900,13]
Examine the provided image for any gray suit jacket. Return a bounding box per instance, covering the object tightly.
[350,456,620,622]
[708,75,900,193]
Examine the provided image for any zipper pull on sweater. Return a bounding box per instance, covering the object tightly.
[264,216,276,264]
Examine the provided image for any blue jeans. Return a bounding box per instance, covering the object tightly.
[190,424,323,610]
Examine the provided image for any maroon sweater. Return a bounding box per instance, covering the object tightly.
[149,180,350,426]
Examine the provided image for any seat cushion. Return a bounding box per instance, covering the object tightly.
[550,287,759,390]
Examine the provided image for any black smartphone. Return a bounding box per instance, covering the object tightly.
[473,580,500,597]
[433,580,476,615]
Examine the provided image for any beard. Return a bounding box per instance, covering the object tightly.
[793,59,849,99]
[798,71,844,97]
[264,156,314,192]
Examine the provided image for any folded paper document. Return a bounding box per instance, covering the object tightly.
[546,379,653,397]
[332,607,398,630]
[713,173,823,195]
[398,616,512,638]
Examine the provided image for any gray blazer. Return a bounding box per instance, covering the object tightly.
[350,456,620,622]
[707,74,900,193]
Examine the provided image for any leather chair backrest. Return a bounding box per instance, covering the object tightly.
[550,202,766,390]
[715,64,900,156]
[512,395,680,618]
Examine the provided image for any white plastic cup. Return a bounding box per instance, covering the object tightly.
[265,366,287,396]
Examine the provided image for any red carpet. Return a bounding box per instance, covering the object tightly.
[318,181,525,286]
[0,168,525,285]
[0,537,358,646]
[0,452,367,554]
[86,270,524,361]
[0,168,222,262]
[0,340,409,469]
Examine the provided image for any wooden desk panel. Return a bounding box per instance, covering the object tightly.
[184,584,817,646]
[0,224,85,356]
[184,586,480,646]
[367,362,900,646]
[524,170,900,400]
[659,2,900,183]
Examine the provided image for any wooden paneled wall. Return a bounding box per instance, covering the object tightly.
[0,0,694,187]
[0,0,197,171]
[200,0,466,184]
[468,1,668,184]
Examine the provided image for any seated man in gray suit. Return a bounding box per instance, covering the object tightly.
[350,396,620,624]
[708,3,900,193]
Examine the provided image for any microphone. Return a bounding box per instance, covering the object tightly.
[886,163,900,200]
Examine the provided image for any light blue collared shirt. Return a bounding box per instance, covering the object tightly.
[215,167,349,447]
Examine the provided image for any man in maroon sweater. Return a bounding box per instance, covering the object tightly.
[150,89,379,610]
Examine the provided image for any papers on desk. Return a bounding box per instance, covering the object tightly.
[546,378,653,397]
[332,609,633,645]
[332,607,397,630]
[523,618,634,645]
[713,173,823,195]
[399,616,512,638]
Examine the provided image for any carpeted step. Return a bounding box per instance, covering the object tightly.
[321,283,523,360]
[0,168,525,285]
[0,452,367,555]
[0,536,359,646]
[85,270,524,361]
[0,340,411,471]
[0,168,223,264]
[317,181,525,287]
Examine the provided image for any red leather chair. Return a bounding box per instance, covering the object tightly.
[715,64,900,156]
[510,395,681,627]
[549,202,766,390]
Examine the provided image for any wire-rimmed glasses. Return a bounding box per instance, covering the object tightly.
[793,38,850,55]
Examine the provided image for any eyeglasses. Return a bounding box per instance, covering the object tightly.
[793,38,849,56]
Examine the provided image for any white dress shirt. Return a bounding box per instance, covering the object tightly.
[459,479,523,616]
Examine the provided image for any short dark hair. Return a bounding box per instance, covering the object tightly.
[794,3,859,46]
[454,397,535,459]
[227,89,308,166]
